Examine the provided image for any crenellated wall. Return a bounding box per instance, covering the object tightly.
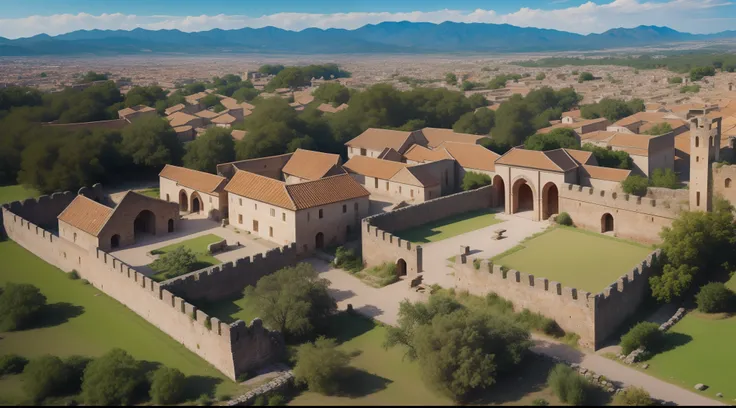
[559,183,682,244]
[2,196,283,381]
[361,221,422,275]
[161,244,301,302]
[713,163,736,206]
[454,247,662,348]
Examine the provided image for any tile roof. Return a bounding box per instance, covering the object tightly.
[612,112,670,127]
[608,133,653,150]
[225,170,295,209]
[165,104,185,116]
[440,141,500,172]
[211,113,237,124]
[562,149,595,165]
[58,195,113,237]
[195,109,220,119]
[282,149,341,181]
[343,155,408,180]
[231,130,248,141]
[159,164,228,194]
[390,165,440,187]
[638,120,686,135]
[173,125,192,133]
[562,109,581,119]
[219,97,240,110]
[167,112,199,127]
[495,148,578,172]
[675,132,690,155]
[537,117,608,134]
[403,144,452,163]
[286,174,369,210]
[345,128,416,151]
[317,103,349,113]
[419,127,488,148]
[580,131,619,143]
[581,165,631,182]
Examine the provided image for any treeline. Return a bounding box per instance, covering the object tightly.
[264,63,351,91]
[515,52,736,74]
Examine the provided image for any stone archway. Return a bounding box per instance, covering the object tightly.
[542,182,559,220]
[179,190,188,212]
[110,234,120,249]
[191,192,202,214]
[134,210,156,240]
[396,258,407,277]
[512,178,534,214]
[315,232,324,249]
[601,213,614,233]
[492,175,505,210]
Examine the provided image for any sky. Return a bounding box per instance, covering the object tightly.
[0,0,734,39]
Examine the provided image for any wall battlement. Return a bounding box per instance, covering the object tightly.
[560,183,682,218]
[363,222,416,252]
[361,220,422,275]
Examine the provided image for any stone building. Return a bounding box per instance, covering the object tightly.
[159,165,229,220]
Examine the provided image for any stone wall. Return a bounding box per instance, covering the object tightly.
[361,221,422,275]
[559,183,681,244]
[161,244,301,302]
[712,163,736,206]
[3,184,104,229]
[2,198,283,381]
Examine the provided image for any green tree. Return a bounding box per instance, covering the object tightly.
[232,87,260,103]
[245,263,336,339]
[120,116,184,170]
[149,367,186,405]
[293,337,349,395]
[199,94,220,108]
[149,247,198,280]
[524,128,580,151]
[461,80,476,91]
[445,73,458,85]
[580,98,644,122]
[695,282,734,313]
[183,127,235,173]
[462,171,492,191]
[644,122,673,136]
[64,355,93,394]
[581,143,632,169]
[620,322,663,355]
[124,86,167,108]
[577,72,594,82]
[259,64,286,75]
[79,71,108,83]
[649,168,678,189]
[23,355,70,403]
[680,84,700,94]
[452,109,495,135]
[668,77,683,84]
[492,95,535,147]
[620,175,649,196]
[536,73,546,80]
[690,66,716,81]
[313,83,351,106]
[0,283,47,331]
[0,354,28,375]
[82,348,143,406]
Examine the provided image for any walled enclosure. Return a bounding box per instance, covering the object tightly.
[454,248,661,348]
[559,183,681,244]
[1,193,284,381]
[361,185,495,275]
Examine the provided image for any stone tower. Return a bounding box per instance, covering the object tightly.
[689,114,722,211]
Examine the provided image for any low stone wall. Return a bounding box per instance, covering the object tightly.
[208,239,227,254]
[226,371,294,406]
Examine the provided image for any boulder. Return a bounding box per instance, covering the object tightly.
[716,393,723,398]
[694,383,707,391]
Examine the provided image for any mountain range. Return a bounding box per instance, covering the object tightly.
[1,22,735,56]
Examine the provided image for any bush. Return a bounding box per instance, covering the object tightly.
[81,348,144,406]
[0,283,47,331]
[0,354,28,375]
[219,394,232,401]
[578,72,594,82]
[293,337,350,395]
[334,246,363,273]
[668,77,683,84]
[621,175,649,196]
[462,171,492,191]
[64,355,92,393]
[81,279,90,285]
[532,398,549,406]
[620,322,663,355]
[695,282,734,313]
[23,355,70,402]
[149,246,198,279]
[268,394,287,406]
[614,386,655,406]
[556,212,572,226]
[650,168,678,188]
[536,73,546,81]
[198,394,213,406]
[473,259,481,270]
[69,270,80,280]
[149,366,186,405]
[547,364,589,405]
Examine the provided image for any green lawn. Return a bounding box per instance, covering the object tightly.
[193,293,262,326]
[394,209,501,243]
[0,184,40,205]
[149,234,223,282]
[138,187,161,199]
[638,276,736,402]
[493,227,652,294]
[0,239,243,405]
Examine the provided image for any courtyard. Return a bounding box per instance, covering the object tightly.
[148,233,223,281]
[394,208,502,243]
[492,227,654,294]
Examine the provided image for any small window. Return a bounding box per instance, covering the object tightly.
[695,136,700,147]
[238,214,243,224]
[342,204,347,213]
[254,203,258,210]
[269,227,273,237]
[374,178,378,189]
[727,178,732,188]
[399,186,402,194]
[239,198,242,206]
[270,208,275,217]
[73,232,77,242]
[696,156,700,163]
[410,189,414,198]
[319,209,324,219]
[354,203,359,212]
[386,181,389,191]
[696,191,701,206]
[282,212,286,222]
[166,194,170,201]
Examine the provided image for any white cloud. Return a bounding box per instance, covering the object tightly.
[0,0,731,39]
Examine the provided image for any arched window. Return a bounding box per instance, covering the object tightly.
[727,178,732,188]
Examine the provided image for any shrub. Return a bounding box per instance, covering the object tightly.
[695,282,734,313]
[668,77,683,84]
[64,355,92,393]
[577,72,594,82]
[0,283,47,331]
[219,394,232,401]
[462,171,492,191]
[268,394,286,406]
[237,372,252,382]
[149,246,198,279]
[556,212,572,226]
[198,394,213,406]
[473,259,481,270]
[81,348,144,406]
[547,364,589,405]
[81,279,90,285]
[253,395,266,406]
[334,246,363,273]
[0,354,28,375]
[620,322,663,355]
[621,175,649,196]
[149,366,186,405]
[614,386,655,406]
[68,270,80,280]
[535,73,546,81]
[23,355,70,402]
[532,398,550,406]
[293,337,349,395]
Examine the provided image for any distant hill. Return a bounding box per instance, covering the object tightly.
[1,22,735,56]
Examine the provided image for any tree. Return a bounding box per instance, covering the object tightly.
[453,109,494,135]
[0,283,47,331]
[680,85,700,94]
[149,247,198,280]
[461,81,476,91]
[64,355,93,394]
[620,322,663,355]
[232,87,260,103]
[462,171,492,191]
[649,168,678,189]
[577,72,594,82]
[79,71,108,83]
[620,175,649,196]
[695,282,734,313]
[524,128,580,151]
[445,73,457,85]
[581,143,632,169]
[690,66,715,82]
[124,86,167,109]
[293,337,349,395]
[536,73,546,81]
[0,354,28,375]
[199,94,220,109]
[614,387,655,406]
[245,263,336,339]
[313,83,351,106]
[23,355,70,402]
[120,116,184,170]
[183,127,235,173]
[580,98,644,122]
[492,95,535,147]
[644,122,673,136]
[82,348,143,406]
[668,77,683,84]
[259,64,286,75]
[149,367,186,405]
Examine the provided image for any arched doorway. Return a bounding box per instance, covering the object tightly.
[542,182,559,220]
[179,190,188,212]
[601,213,614,233]
[512,179,534,214]
[191,192,202,214]
[396,258,407,277]
[168,219,174,233]
[492,175,505,210]
[110,234,120,249]
[134,210,156,240]
[315,232,324,249]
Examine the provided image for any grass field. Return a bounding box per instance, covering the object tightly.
[638,276,736,401]
[149,234,223,281]
[138,187,161,199]
[0,239,243,405]
[0,184,40,205]
[394,209,501,243]
[493,227,652,294]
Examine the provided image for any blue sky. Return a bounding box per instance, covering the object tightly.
[0,0,733,38]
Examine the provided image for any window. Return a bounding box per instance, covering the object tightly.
[307,212,310,221]
[73,232,77,242]
[253,220,259,232]
[238,214,243,224]
[399,186,402,194]
[270,208,275,217]
[319,209,324,219]
[282,212,286,222]
[209,197,212,203]
[374,178,378,189]
[269,227,273,237]
[695,136,700,147]
[342,204,347,213]
[696,191,701,206]
[166,194,170,201]
[410,189,414,198]
[696,156,700,163]
[386,181,389,191]
[254,203,258,210]
[727,178,732,188]
[354,203,359,212]
[239,198,242,206]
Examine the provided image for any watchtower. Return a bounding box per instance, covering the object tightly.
[689,114,722,211]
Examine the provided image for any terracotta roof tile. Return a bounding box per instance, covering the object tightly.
[440,141,500,172]
[495,148,579,172]
[282,149,341,181]
[159,164,228,194]
[343,156,408,180]
[165,104,185,116]
[581,165,631,182]
[58,195,113,237]
[608,133,653,150]
[286,174,369,210]
[195,109,220,119]
[537,117,608,134]
[403,144,452,163]
[345,128,416,151]
[167,112,199,127]
[389,165,439,187]
[225,170,295,210]
[419,127,488,148]
[231,130,248,141]
[211,113,236,124]
[563,148,595,165]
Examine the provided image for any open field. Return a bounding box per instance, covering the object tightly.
[0,239,243,404]
[138,187,160,199]
[637,275,736,402]
[394,209,501,243]
[149,233,223,281]
[493,227,652,294]
[0,184,39,205]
